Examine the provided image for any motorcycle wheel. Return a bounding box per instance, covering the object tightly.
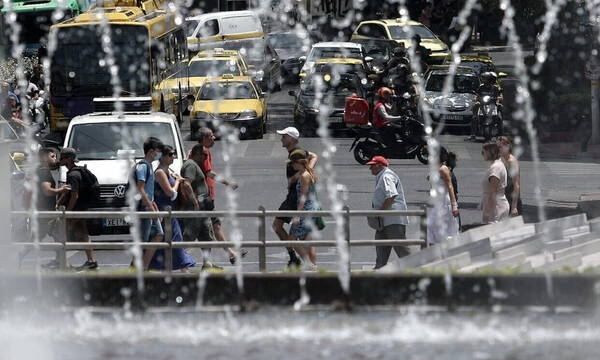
[354,143,375,165]
[416,145,429,165]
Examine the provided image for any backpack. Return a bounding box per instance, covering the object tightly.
[71,166,101,203]
[126,160,152,210]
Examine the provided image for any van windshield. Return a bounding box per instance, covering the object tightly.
[68,122,176,160]
[310,47,363,61]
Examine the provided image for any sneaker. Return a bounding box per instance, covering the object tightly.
[229,249,249,265]
[76,261,98,271]
[287,256,302,268]
[41,259,60,269]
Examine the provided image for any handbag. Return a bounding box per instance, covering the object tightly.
[367,216,383,231]
[313,189,326,230]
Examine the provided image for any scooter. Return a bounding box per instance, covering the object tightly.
[349,117,429,165]
[476,95,503,140]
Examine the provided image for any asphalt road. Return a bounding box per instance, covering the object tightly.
[23,51,600,273]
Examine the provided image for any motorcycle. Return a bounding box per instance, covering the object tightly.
[476,95,503,140]
[349,116,429,165]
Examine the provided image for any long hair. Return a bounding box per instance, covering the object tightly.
[295,158,318,184]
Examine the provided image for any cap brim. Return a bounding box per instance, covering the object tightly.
[276,130,287,135]
[366,161,377,165]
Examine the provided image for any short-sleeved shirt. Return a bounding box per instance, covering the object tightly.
[181,159,210,205]
[286,147,309,190]
[36,166,56,211]
[135,159,154,209]
[200,148,215,200]
[372,167,408,226]
[66,167,88,211]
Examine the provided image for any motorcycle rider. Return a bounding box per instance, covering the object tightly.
[373,87,405,146]
[412,34,431,72]
[466,71,503,141]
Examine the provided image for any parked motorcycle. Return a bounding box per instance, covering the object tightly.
[476,95,503,140]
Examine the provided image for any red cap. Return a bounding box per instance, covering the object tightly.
[366,155,388,166]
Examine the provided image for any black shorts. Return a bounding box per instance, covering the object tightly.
[277,190,297,224]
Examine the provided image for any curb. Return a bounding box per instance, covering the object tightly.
[2,273,598,310]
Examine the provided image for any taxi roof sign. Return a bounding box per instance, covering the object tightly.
[222,74,235,79]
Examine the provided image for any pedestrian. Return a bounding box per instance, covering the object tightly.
[57,147,98,270]
[273,126,318,268]
[446,150,461,229]
[497,136,522,217]
[132,137,165,270]
[367,156,410,270]
[22,148,70,268]
[149,145,196,272]
[480,142,509,224]
[180,143,219,270]
[195,127,247,264]
[419,2,432,28]
[426,147,459,244]
[288,150,320,269]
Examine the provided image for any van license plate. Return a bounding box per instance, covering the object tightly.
[104,218,128,227]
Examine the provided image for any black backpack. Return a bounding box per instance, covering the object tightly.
[71,166,101,203]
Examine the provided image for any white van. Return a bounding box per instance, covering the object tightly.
[60,112,185,236]
[186,10,264,53]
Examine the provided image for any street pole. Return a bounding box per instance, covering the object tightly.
[592,80,600,144]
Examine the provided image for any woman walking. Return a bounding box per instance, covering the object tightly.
[498,136,522,217]
[427,147,459,244]
[446,151,461,229]
[288,151,320,269]
[480,142,509,224]
[150,145,196,271]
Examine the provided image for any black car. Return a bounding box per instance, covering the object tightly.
[289,73,371,137]
[266,31,312,83]
[200,38,282,92]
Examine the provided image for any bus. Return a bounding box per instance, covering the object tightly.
[49,0,188,132]
[0,0,91,57]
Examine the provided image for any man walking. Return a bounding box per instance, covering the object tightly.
[57,147,98,270]
[367,156,410,269]
[133,137,165,270]
[196,127,246,264]
[273,127,318,267]
[180,143,219,270]
[36,148,70,268]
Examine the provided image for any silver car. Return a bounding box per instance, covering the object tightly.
[421,67,480,130]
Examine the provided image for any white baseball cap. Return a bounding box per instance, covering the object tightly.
[276,127,300,140]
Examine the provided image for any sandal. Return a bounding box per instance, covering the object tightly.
[229,249,249,265]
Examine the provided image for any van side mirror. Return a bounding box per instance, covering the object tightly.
[498,71,508,78]
[288,90,297,97]
[299,56,307,62]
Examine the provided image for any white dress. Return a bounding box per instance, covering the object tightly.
[481,159,510,223]
[427,170,459,244]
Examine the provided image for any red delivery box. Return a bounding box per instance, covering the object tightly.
[344,93,370,126]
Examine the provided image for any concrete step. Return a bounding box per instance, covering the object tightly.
[420,252,471,272]
[554,239,600,260]
[533,253,582,271]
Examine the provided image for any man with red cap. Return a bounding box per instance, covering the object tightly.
[367,155,410,269]
[373,87,405,145]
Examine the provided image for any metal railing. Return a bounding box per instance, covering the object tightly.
[11,206,428,273]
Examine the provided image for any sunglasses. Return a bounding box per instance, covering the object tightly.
[166,152,176,157]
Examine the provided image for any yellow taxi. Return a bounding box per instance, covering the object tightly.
[190,74,266,139]
[442,53,507,90]
[351,19,450,64]
[159,48,250,102]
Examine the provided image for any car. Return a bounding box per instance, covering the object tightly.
[266,31,313,82]
[351,19,450,64]
[199,38,282,92]
[289,72,369,137]
[420,65,480,130]
[312,58,372,90]
[186,10,264,53]
[159,49,251,112]
[299,41,369,81]
[442,53,507,90]
[190,74,267,139]
[60,112,185,236]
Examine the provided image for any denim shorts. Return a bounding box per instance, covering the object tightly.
[139,218,164,242]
